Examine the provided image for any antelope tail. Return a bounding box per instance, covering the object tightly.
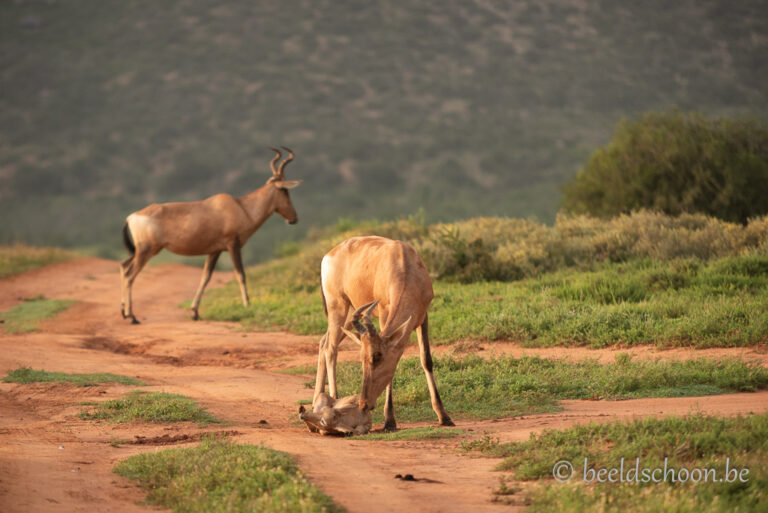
[320,277,328,317]
[122,222,135,256]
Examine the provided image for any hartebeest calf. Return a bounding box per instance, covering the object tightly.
[314,236,453,431]
[299,393,372,436]
[120,147,301,323]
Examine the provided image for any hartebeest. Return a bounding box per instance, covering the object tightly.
[314,236,453,431]
[120,147,302,323]
[299,393,372,436]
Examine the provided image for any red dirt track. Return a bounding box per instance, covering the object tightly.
[1,259,767,513]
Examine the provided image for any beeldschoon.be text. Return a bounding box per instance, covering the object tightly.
[552,458,749,484]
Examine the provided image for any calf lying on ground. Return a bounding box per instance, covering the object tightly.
[299,393,372,436]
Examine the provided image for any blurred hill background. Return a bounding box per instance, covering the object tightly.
[2,0,766,262]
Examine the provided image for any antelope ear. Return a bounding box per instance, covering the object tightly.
[384,316,413,347]
[341,328,363,346]
[273,180,302,190]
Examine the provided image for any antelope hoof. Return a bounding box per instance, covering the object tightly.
[130,316,140,325]
[383,422,397,432]
[440,418,455,427]
[192,309,200,321]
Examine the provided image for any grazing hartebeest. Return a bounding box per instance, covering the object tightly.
[299,393,372,436]
[314,235,453,431]
[120,147,302,324]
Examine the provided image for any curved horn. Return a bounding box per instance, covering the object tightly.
[351,299,379,335]
[276,146,294,176]
[268,147,282,176]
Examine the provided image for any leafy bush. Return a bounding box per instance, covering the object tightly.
[562,111,768,222]
[376,212,767,283]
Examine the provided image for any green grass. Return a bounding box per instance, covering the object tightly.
[0,296,76,333]
[296,354,768,423]
[202,252,768,348]
[78,391,220,425]
[277,365,317,375]
[3,367,145,386]
[351,427,465,441]
[462,413,768,512]
[429,255,768,348]
[114,438,342,513]
[0,245,75,279]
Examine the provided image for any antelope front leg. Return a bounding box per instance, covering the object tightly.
[313,333,329,403]
[227,239,249,307]
[383,381,397,431]
[191,251,221,320]
[323,321,345,399]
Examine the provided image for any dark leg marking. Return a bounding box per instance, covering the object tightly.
[383,382,397,432]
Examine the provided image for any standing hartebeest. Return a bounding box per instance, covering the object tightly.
[314,235,454,431]
[120,147,302,324]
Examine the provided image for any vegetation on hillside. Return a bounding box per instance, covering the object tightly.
[243,211,768,286]
[2,1,766,258]
[463,413,768,512]
[562,111,768,222]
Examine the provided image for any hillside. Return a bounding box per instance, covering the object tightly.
[2,0,766,261]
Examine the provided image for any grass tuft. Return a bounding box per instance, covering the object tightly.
[79,391,220,425]
[0,297,75,333]
[0,245,75,279]
[114,438,343,513]
[463,413,768,513]
[3,367,144,386]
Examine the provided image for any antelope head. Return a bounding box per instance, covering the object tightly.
[342,300,412,412]
[267,146,302,224]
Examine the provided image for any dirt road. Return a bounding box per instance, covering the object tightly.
[1,259,767,513]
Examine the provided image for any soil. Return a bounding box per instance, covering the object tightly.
[1,258,766,513]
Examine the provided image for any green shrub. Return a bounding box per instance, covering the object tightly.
[562,111,768,222]
[230,212,768,287]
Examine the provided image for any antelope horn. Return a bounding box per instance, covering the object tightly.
[351,299,379,335]
[268,147,282,176]
[276,146,294,177]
